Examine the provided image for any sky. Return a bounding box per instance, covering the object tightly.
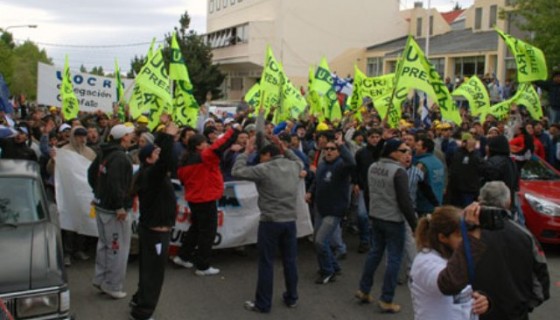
[0,0,473,74]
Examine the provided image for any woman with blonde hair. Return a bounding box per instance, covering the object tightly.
[410,205,489,319]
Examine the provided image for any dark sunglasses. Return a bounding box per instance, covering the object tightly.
[324,147,338,151]
[397,148,411,153]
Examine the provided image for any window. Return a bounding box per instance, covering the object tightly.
[231,0,236,4]
[429,58,445,77]
[489,5,497,28]
[216,0,221,11]
[453,56,485,78]
[230,78,243,91]
[0,178,46,224]
[429,15,434,36]
[366,57,383,77]
[416,17,423,37]
[209,0,214,13]
[223,0,228,8]
[475,7,482,30]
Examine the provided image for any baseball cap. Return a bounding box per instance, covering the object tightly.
[110,124,134,140]
[59,123,72,132]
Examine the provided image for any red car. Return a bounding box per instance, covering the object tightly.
[518,156,560,244]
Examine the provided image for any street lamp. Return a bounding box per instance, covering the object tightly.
[0,24,38,33]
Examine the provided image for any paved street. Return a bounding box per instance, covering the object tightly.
[67,233,560,320]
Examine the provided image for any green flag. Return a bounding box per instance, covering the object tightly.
[169,32,192,87]
[167,32,199,127]
[281,78,307,120]
[514,83,543,120]
[496,28,548,82]
[259,46,284,113]
[174,80,200,127]
[393,36,461,125]
[306,65,323,118]
[452,75,490,116]
[349,65,365,110]
[114,58,126,122]
[60,55,79,120]
[311,57,341,121]
[486,100,512,120]
[245,82,261,108]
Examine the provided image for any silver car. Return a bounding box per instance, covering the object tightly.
[0,160,71,319]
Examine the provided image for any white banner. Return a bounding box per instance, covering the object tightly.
[37,62,134,113]
[54,148,97,236]
[54,149,314,248]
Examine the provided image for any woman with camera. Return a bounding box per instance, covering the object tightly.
[409,205,489,319]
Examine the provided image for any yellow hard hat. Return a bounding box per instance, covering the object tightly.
[137,115,149,124]
[124,122,135,128]
[316,122,329,132]
[49,106,58,112]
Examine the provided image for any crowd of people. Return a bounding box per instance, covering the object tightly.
[0,71,558,319]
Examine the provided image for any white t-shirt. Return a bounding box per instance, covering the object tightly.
[410,249,477,320]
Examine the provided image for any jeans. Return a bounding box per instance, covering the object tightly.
[255,221,298,312]
[314,215,341,275]
[356,191,371,245]
[313,208,346,255]
[359,218,405,303]
[178,201,218,271]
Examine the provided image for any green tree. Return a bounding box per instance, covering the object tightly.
[80,64,87,73]
[4,39,51,101]
[127,55,146,78]
[508,0,560,71]
[90,66,105,76]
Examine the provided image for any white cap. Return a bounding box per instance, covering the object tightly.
[204,118,215,124]
[224,117,235,125]
[58,123,72,132]
[110,124,134,140]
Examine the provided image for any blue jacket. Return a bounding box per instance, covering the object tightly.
[310,145,356,217]
[414,153,444,214]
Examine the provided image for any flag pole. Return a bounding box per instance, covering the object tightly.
[425,0,431,57]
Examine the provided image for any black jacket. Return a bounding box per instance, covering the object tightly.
[88,142,133,210]
[448,147,483,193]
[352,141,384,190]
[0,138,37,161]
[535,79,560,109]
[134,133,176,228]
[476,220,550,320]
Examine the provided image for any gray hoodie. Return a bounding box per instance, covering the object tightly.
[232,149,303,222]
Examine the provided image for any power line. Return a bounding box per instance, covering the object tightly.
[14,38,165,49]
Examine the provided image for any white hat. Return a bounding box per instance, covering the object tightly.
[58,123,72,132]
[224,117,235,125]
[110,124,134,140]
[204,118,215,124]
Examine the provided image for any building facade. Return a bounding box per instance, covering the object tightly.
[363,0,524,84]
[207,0,530,100]
[206,0,408,100]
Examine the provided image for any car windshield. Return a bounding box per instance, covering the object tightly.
[521,157,560,181]
[0,177,46,224]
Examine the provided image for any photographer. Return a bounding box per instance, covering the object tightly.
[438,182,550,320]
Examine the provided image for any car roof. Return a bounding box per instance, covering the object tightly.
[0,160,41,179]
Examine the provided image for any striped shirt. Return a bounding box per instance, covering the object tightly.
[407,165,424,209]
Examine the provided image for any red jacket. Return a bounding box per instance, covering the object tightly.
[177,129,238,203]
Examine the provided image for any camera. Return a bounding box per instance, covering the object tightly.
[479,206,505,230]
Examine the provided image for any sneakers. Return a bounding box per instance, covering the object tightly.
[74,250,90,261]
[195,267,220,276]
[354,290,374,303]
[172,256,193,269]
[378,300,401,313]
[244,300,266,313]
[101,287,127,299]
[315,273,336,284]
[282,292,297,308]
